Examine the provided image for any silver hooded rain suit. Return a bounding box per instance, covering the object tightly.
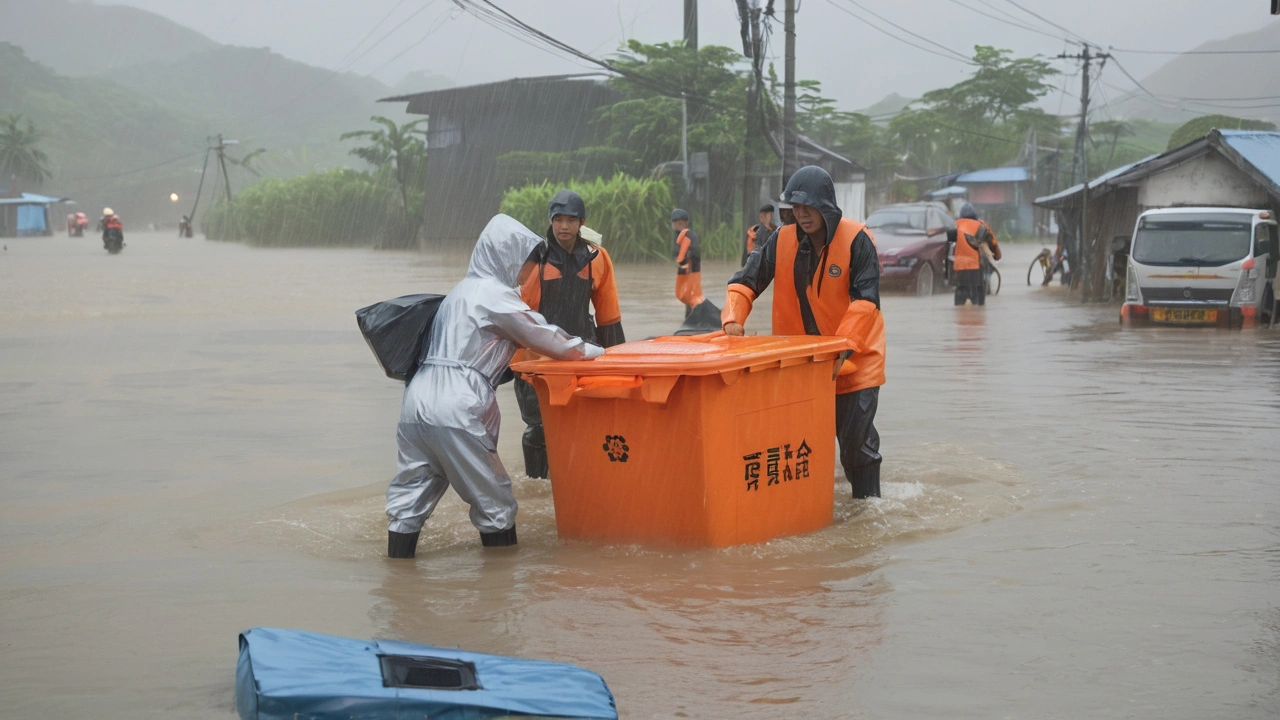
[386,215,604,539]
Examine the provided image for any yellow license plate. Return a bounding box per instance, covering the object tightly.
[1152,307,1217,323]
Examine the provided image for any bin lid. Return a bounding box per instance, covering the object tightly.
[512,333,850,377]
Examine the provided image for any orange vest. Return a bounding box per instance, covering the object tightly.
[772,218,885,393]
[953,218,995,272]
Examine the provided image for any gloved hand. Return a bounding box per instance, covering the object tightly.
[583,343,605,359]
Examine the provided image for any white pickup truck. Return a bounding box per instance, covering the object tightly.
[1121,207,1278,328]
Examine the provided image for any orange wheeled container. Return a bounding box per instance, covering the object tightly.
[512,334,850,548]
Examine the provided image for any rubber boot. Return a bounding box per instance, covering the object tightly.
[480,525,517,548]
[850,465,881,499]
[522,425,548,479]
[388,530,420,559]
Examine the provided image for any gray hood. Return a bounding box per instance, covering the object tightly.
[782,165,843,244]
[466,214,544,288]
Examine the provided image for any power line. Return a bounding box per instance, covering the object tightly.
[824,0,974,66]
[335,0,417,68]
[1000,0,1090,45]
[837,0,975,64]
[946,0,1066,41]
[1110,46,1280,56]
[61,151,205,184]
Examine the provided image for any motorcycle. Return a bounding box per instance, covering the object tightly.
[67,212,88,237]
[104,227,124,254]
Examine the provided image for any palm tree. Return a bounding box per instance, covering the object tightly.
[340,116,428,216]
[0,113,52,189]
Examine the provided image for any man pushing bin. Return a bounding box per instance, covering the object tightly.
[721,166,886,498]
[384,214,604,558]
[513,190,626,478]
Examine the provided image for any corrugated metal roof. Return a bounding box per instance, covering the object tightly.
[1219,130,1280,190]
[927,185,967,197]
[956,167,1028,183]
[0,192,66,205]
[1033,154,1160,207]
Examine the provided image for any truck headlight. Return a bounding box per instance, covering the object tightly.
[1233,267,1257,306]
[1125,262,1140,302]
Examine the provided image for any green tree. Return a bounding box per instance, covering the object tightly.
[889,46,1060,173]
[791,79,900,183]
[596,40,748,170]
[1090,120,1134,167]
[0,113,52,188]
[340,115,428,247]
[1167,114,1277,151]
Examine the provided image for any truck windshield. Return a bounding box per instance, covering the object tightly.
[1132,213,1252,266]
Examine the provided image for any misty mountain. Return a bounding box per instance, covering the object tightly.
[0,0,216,76]
[1110,21,1280,124]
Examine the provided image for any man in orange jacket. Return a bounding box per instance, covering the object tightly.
[671,209,704,316]
[722,166,886,498]
[742,203,777,266]
[513,189,626,477]
[948,202,1001,306]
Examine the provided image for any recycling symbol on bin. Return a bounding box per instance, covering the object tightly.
[602,435,630,463]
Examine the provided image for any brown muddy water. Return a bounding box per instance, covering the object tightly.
[1,231,1278,718]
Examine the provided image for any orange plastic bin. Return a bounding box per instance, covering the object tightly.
[512,334,850,547]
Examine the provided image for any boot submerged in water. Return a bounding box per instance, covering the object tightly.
[387,530,420,558]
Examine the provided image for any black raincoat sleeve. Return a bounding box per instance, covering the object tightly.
[728,228,779,296]
[722,229,779,326]
[847,230,881,310]
[595,322,626,348]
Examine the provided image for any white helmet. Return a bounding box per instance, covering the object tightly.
[103,208,114,216]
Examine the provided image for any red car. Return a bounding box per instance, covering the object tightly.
[868,202,956,296]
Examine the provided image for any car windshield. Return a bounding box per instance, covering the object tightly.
[866,208,926,232]
[1132,213,1252,266]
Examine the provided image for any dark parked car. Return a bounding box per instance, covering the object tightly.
[867,202,956,296]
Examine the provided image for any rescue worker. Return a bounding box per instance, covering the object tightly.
[742,204,778,266]
[721,166,886,498]
[513,189,626,479]
[99,208,123,249]
[672,209,704,316]
[385,214,605,558]
[778,197,795,226]
[948,203,1002,306]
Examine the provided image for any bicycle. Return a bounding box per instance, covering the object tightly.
[1027,248,1070,287]
[981,246,1001,296]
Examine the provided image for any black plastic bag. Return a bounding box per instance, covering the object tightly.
[355,294,445,381]
[673,299,723,336]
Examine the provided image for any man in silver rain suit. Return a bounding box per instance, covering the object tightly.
[386,214,605,558]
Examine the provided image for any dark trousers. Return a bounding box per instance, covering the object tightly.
[513,377,548,478]
[954,269,985,306]
[836,387,882,498]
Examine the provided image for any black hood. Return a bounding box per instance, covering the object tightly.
[959,202,978,220]
[782,165,843,244]
[547,189,586,222]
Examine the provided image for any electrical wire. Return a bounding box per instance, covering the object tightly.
[999,0,1091,45]
[60,151,205,184]
[836,0,975,64]
[1110,46,1280,56]
[946,0,1066,42]
[824,0,975,66]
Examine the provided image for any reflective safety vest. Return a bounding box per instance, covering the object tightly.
[953,217,997,272]
[772,218,885,394]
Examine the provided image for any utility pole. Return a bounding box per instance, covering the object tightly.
[740,1,766,245]
[1057,45,1109,300]
[211,134,240,241]
[683,0,698,51]
[783,0,798,182]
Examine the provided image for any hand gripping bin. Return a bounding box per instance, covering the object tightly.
[512,334,850,547]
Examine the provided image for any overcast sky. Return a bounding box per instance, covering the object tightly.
[100,0,1275,113]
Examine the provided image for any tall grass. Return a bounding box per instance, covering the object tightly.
[500,174,675,262]
[203,168,419,248]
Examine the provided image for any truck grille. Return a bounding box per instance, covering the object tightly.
[1140,287,1234,302]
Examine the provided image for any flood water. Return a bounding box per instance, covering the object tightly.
[2,231,1278,718]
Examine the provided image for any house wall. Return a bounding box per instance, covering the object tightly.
[834,181,865,222]
[1138,153,1270,208]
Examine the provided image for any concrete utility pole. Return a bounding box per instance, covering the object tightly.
[683,0,698,51]
[1058,45,1109,301]
[783,0,798,182]
[740,1,767,242]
